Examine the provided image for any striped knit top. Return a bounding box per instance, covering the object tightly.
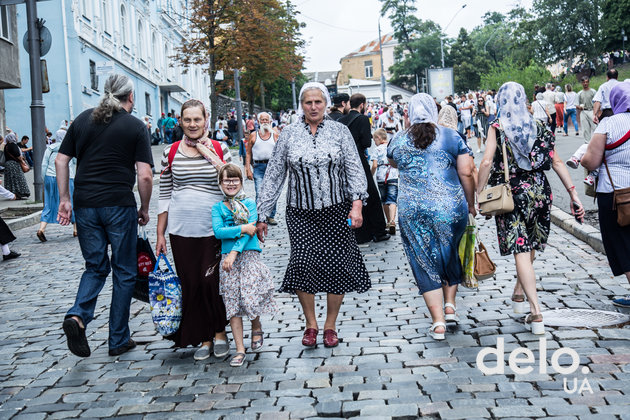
[158,142,232,237]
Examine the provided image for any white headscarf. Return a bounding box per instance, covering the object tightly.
[55,129,66,144]
[497,81,537,171]
[408,93,438,125]
[297,82,331,116]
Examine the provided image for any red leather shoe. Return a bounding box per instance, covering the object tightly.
[323,329,339,348]
[302,328,318,347]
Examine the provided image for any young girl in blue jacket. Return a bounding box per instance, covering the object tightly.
[212,163,277,367]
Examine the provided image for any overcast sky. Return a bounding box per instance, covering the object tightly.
[296,0,533,72]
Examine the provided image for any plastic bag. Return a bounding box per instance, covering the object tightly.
[458,214,477,289]
[149,253,182,336]
[133,226,156,303]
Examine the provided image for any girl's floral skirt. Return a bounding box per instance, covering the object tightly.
[219,250,277,320]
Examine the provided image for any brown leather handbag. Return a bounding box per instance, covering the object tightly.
[18,157,30,173]
[603,160,630,227]
[478,139,514,216]
[474,241,496,280]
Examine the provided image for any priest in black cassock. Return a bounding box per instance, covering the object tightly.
[339,93,391,244]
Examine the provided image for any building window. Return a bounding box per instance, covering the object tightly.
[89,60,99,91]
[364,60,373,79]
[102,1,110,34]
[120,4,128,46]
[152,33,159,71]
[82,0,92,20]
[137,19,145,60]
[0,6,11,41]
[145,93,151,116]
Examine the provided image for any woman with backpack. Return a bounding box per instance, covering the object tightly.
[156,99,233,361]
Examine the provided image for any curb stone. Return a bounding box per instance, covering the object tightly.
[550,205,605,254]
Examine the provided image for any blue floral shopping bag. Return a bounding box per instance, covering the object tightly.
[149,253,182,336]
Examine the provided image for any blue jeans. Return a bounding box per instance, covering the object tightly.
[253,162,276,218]
[564,108,578,134]
[165,128,174,144]
[67,206,138,350]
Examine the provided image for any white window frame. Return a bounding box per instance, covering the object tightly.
[0,6,12,42]
[137,18,145,61]
[101,0,110,35]
[82,0,93,21]
[120,4,129,47]
[364,60,373,79]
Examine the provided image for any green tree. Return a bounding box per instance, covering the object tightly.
[531,0,602,63]
[600,0,630,51]
[449,28,490,92]
[480,59,552,100]
[380,0,443,91]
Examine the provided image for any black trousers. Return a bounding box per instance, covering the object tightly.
[354,154,388,243]
[549,112,557,133]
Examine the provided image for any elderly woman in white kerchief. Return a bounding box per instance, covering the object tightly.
[255,82,369,348]
[387,93,476,341]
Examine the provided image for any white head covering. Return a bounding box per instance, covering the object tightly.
[55,129,66,144]
[497,81,537,171]
[297,82,331,116]
[408,93,438,125]
[59,120,68,131]
[437,106,458,130]
[535,92,544,101]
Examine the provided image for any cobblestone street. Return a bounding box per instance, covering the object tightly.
[1,180,629,419]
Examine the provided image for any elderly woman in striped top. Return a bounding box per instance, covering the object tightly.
[156,99,233,361]
[255,82,370,348]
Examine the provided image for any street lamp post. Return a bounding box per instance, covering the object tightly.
[378,16,386,103]
[440,4,467,68]
[622,29,626,64]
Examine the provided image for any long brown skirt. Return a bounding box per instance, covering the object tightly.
[167,234,228,347]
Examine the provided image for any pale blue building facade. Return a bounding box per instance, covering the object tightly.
[5,0,209,139]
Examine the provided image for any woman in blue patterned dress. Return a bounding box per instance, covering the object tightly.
[388,93,476,340]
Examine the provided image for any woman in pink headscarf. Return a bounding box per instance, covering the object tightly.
[582,82,630,308]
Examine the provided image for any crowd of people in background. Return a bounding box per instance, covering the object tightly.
[1,68,629,368]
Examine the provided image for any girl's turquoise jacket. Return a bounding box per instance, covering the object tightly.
[211,197,262,255]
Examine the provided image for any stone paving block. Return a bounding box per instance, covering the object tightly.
[438,407,491,419]
[360,403,418,418]
[211,398,251,409]
[315,400,342,416]
[418,401,449,416]
[174,401,216,411]
[342,400,385,416]
[491,406,546,417]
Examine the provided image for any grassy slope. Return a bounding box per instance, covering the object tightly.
[588,63,630,90]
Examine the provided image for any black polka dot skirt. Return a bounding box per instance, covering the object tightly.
[280,202,371,295]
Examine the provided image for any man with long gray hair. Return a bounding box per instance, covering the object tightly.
[55,73,154,357]
[245,112,279,225]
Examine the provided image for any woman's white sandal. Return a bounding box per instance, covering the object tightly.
[444,303,459,323]
[511,294,527,314]
[429,322,446,340]
[525,313,545,335]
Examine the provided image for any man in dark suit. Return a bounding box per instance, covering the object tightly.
[328,93,350,121]
[339,93,390,244]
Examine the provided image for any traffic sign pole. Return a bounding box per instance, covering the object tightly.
[26,0,46,201]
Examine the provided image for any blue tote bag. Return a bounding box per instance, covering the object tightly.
[148,253,182,336]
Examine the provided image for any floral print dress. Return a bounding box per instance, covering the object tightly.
[488,121,555,256]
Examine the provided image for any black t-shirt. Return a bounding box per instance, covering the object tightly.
[59,108,153,208]
[227,119,237,131]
